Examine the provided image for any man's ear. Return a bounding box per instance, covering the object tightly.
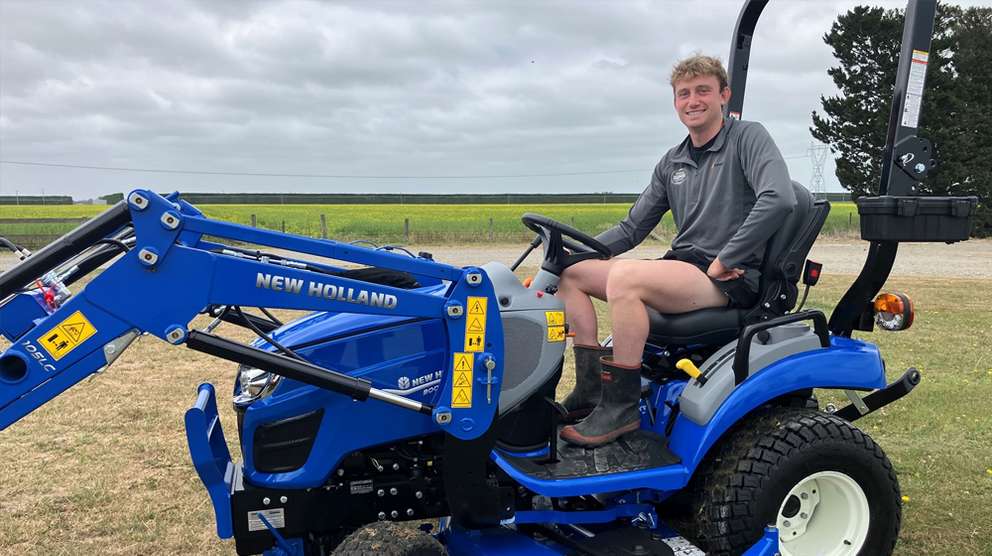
[721,86,732,106]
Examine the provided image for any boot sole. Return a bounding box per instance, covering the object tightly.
[559,419,641,447]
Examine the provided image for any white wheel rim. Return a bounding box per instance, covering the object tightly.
[776,471,870,556]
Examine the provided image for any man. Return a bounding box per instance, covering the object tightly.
[558,55,796,447]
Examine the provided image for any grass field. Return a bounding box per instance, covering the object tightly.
[0,202,863,246]
[0,260,989,555]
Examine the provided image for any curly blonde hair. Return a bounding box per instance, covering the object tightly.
[669,54,729,91]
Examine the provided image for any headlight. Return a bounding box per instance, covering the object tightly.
[234,365,283,405]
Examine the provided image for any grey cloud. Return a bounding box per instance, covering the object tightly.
[2,0,978,199]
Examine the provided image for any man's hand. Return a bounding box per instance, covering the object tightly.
[707,257,744,281]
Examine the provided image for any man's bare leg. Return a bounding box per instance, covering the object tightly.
[556,259,619,419]
[557,259,618,345]
[606,259,729,366]
[561,259,729,446]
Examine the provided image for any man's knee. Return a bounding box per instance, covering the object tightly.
[561,259,610,296]
[605,260,644,302]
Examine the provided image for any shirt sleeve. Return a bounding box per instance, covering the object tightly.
[595,160,670,256]
[717,123,797,269]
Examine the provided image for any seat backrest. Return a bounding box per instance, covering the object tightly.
[643,182,830,348]
[748,181,830,321]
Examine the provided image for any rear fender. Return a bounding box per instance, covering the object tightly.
[668,336,886,473]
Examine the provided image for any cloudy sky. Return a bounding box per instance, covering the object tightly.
[0,1,971,200]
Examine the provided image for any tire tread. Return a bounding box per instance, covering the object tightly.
[692,408,901,555]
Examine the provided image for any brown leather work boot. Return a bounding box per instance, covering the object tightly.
[561,344,611,422]
[559,357,642,447]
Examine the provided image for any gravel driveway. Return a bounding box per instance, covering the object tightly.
[421,238,992,279]
[1,238,988,279]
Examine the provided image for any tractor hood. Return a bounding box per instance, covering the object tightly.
[256,282,448,351]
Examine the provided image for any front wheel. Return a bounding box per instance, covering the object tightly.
[691,408,901,556]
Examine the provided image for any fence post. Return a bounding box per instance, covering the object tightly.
[320,214,328,239]
[404,218,410,243]
[489,217,494,241]
[282,220,286,233]
[849,213,853,228]
[251,214,257,228]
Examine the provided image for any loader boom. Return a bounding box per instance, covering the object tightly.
[0,190,504,440]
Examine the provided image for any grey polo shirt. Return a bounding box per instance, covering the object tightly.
[596,117,797,271]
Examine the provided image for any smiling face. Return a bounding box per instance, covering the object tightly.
[672,74,731,143]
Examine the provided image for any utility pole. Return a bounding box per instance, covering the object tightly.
[808,141,828,200]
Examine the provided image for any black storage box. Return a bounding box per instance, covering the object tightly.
[857,195,978,242]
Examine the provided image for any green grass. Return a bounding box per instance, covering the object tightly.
[560,273,992,555]
[0,262,988,553]
[0,202,862,246]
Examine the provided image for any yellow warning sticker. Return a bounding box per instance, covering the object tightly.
[39,310,98,361]
[545,311,565,327]
[452,352,474,408]
[464,296,488,352]
[547,326,566,343]
[468,296,487,316]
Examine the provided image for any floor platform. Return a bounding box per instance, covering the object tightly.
[501,429,681,481]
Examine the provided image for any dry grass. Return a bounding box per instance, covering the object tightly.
[1,265,990,555]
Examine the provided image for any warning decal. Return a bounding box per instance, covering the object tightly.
[901,49,929,129]
[464,296,488,353]
[546,311,566,342]
[451,352,474,408]
[39,310,98,361]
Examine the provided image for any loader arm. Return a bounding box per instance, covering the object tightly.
[0,190,504,441]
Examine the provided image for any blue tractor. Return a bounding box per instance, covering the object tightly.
[0,1,978,554]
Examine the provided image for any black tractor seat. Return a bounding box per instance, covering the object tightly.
[646,182,829,347]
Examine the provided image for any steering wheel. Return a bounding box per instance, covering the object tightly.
[520,213,612,276]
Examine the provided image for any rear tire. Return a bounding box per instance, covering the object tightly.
[332,522,447,556]
[691,408,901,556]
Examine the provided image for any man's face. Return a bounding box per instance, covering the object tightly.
[673,74,731,134]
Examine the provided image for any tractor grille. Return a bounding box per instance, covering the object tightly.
[253,409,324,473]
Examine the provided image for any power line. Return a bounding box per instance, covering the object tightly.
[1,153,811,179]
[0,160,643,179]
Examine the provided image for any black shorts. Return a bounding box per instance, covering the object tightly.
[660,249,760,309]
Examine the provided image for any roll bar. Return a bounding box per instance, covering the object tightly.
[726,0,974,337]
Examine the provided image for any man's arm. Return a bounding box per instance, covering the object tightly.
[715,123,797,271]
[595,161,671,256]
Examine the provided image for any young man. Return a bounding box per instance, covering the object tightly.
[558,55,797,447]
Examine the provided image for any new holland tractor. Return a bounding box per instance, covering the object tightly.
[0,0,978,554]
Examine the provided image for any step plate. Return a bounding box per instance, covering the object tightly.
[503,429,680,480]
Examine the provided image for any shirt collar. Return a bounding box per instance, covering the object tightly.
[671,117,735,166]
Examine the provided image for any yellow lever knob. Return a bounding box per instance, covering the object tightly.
[676,358,702,379]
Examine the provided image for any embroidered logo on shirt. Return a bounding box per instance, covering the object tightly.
[671,168,688,185]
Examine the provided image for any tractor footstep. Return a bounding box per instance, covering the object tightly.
[505,429,680,480]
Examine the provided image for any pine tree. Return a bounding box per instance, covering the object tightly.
[811,4,991,237]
